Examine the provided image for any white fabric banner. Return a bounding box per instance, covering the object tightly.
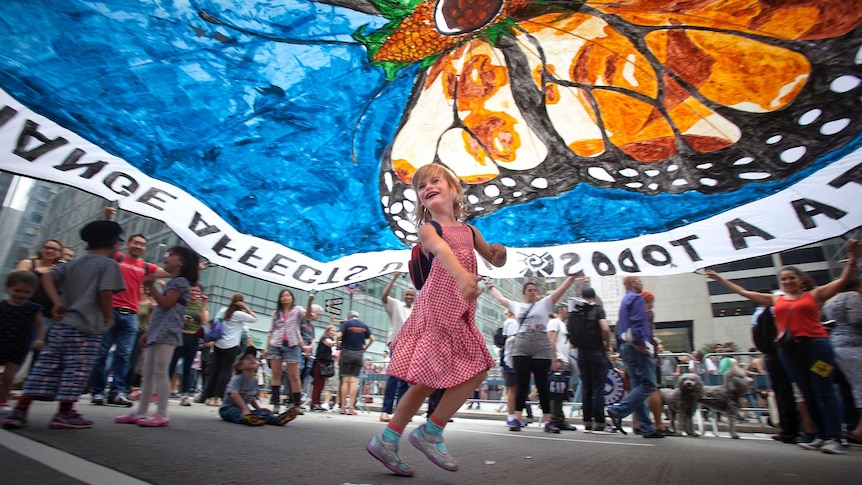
[2,88,860,290]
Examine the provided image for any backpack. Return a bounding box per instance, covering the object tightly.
[408,221,477,290]
[493,327,506,348]
[752,307,777,355]
[567,298,601,350]
[204,318,225,343]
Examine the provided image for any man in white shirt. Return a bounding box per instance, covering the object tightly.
[379,272,415,422]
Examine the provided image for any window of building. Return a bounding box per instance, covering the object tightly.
[708,255,774,272]
[708,275,777,295]
[780,246,825,266]
[711,300,758,318]
[654,321,694,353]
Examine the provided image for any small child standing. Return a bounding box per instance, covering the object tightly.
[2,221,126,429]
[219,346,299,426]
[116,246,199,427]
[366,164,507,477]
[0,271,46,413]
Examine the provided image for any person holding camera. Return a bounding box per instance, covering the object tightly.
[706,238,860,455]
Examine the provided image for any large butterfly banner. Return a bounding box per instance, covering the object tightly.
[1,0,860,290]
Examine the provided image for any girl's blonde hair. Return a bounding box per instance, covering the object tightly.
[411,164,467,226]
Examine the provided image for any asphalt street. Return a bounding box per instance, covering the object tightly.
[1,400,859,485]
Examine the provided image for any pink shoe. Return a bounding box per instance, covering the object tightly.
[137,414,170,427]
[115,412,141,424]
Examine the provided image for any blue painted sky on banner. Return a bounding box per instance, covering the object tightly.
[1,0,860,264]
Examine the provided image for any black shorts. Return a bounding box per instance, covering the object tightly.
[339,349,364,377]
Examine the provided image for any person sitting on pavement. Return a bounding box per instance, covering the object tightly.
[217,346,298,426]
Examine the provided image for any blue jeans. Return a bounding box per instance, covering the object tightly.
[609,344,657,433]
[381,375,410,414]
[779,337,842,440]
[219,406,281,425]
[90,310,138,397]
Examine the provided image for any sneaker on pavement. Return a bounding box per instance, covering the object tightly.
[507,418,521,432]
[242,414,266,426]
[366,433,414,477]
[137,414,170,427]
[544,422,561,434]
[180,396,193,407]
[49,411,94,429]
[820,439,847,455]
[344,409,357,416]
[642,430,666,438]
[274,407,300,426]
[1,410,27,429]
[91,394,105,405]
[557,422,578,431]
[115,412,142,424]
[799,438,825,450]
[409,424,459,471]
[606,408,627,435]
[109,394,133,407]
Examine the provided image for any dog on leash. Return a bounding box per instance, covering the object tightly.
[698,367,753,439]
[660,373,703,436]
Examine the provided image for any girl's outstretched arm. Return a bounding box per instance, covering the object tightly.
[420,223,482,301]
[470,225,507,267]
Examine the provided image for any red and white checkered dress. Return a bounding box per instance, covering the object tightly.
[388,224,495,388]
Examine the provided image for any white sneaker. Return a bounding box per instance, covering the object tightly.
[799,438,825,450]
[820,439,847,455]
[180,396,192,407]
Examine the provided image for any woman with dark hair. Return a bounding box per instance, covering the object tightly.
[203,292,257,406]
[706,238,860,455]
[14,239,64,333]
[265,289,310,413]
[486,276,575,433]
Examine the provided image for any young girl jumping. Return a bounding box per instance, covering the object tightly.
[366,164,507,477]
[116,246,199,427]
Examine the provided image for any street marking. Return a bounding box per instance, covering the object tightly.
[455,429,655,446]
[0,429,151,485]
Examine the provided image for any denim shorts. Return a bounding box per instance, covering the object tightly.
[268,343,301,363]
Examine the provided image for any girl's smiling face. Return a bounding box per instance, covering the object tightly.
[279,291,294,306]
[6,282,36,305]
[417,173,453,214]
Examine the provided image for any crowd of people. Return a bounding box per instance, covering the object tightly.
[0,171,859,479]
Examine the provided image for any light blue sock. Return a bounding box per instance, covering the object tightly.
[425,416,448,454]
[382,424,402,444]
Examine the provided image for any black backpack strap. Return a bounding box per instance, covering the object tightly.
[429,220,443,236]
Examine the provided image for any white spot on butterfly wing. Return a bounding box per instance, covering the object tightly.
[780,146,806,164]
[821,118,850,136]
[798,109,821,125]
[588,167,615,182]
[830,75,860,93]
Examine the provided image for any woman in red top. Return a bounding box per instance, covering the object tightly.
[706,238,860,455]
